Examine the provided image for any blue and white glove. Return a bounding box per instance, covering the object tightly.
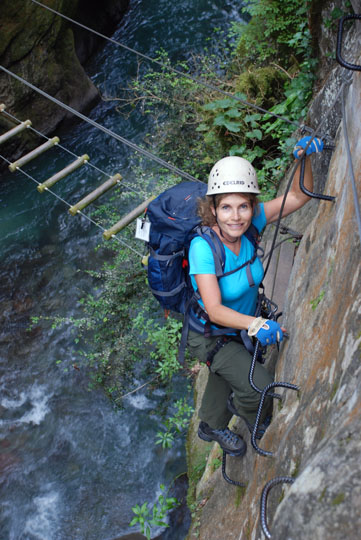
[293,136,324,159]
[248,317,283,346]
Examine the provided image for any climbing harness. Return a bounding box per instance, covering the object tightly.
[205,336,231,369]
[260,476,295,539]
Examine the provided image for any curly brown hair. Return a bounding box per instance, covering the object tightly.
[197,193,259,226]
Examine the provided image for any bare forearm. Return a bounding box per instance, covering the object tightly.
[291,154,313,204]
[206,303,255,330]
[265,155,314,223]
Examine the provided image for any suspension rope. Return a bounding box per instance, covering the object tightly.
[0,151,144,257]
[28,0,317,135]
[0,65,199,184]
[0,108,140,196]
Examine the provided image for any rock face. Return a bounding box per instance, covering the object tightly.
[0,0,129,163]
[186,4,361,540]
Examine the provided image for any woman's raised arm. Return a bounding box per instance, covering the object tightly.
[264,155,313,224]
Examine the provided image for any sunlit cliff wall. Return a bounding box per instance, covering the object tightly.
[186,4,361,539]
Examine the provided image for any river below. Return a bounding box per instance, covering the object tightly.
[0,1,245,538]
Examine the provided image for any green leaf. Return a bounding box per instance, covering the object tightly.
[244,113,261,124]
[224,108,243,118]
[245,129,262,140]
[141,502,149,514]
[213,116,241,132]
[196,123,209,132]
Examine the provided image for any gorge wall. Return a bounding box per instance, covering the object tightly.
[0,0,129,165]
[185,4,361,540]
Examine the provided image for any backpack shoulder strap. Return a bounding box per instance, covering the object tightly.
[194,225,225,277]
[244,222,260,248]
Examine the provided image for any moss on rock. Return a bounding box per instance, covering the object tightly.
[236,66,288,108]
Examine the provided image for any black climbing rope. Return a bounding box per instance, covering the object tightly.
[222,451,246,487]
[260,476,295,539]
[336,14,361,71]
[298,155,336,201]
[248,341,282,401]
[250,380,299,457]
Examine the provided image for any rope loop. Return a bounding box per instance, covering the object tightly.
[260,476,295,539]
[336,15,361,71]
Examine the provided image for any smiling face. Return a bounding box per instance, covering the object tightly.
[212,193,254,242]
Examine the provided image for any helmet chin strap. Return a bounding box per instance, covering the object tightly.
[213,195,239,244]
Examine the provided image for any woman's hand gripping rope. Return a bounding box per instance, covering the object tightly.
[248,317,284,346]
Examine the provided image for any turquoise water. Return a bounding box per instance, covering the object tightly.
[0,1,246,539]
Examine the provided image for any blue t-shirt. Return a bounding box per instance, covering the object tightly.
[188,203,267,318]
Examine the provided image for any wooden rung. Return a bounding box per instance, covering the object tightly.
[69,173,122,216]
[37,154,90,193]
[0,104,6,112]
[103,196,156,240]
[0,120,32,145]
[9,136,59,172]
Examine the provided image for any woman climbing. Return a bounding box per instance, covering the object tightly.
[187,136,323,456]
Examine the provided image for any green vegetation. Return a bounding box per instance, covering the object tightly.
[319,486,327,502]
[291,458,301,478]
[310,290,326,310]
[156,397,195,449]
[130,484,180,540]
[331,492,345,505]
[112,0,317,201]
[234,485,247,507]
[330,381,339,401]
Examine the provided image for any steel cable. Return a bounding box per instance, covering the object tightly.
[0,108,141,195]
[28,0,317,134]
[0,152,144,257]
[0,65,200,184]
[341,79,361,244]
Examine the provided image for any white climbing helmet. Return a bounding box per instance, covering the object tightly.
[207,156,260,195]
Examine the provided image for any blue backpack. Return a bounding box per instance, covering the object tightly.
[145,181,260,362]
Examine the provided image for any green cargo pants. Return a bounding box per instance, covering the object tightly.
[188,330,273,430]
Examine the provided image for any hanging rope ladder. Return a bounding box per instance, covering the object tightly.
[0,103,156,244]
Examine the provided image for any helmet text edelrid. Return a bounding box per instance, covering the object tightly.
[223,180,245,185]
